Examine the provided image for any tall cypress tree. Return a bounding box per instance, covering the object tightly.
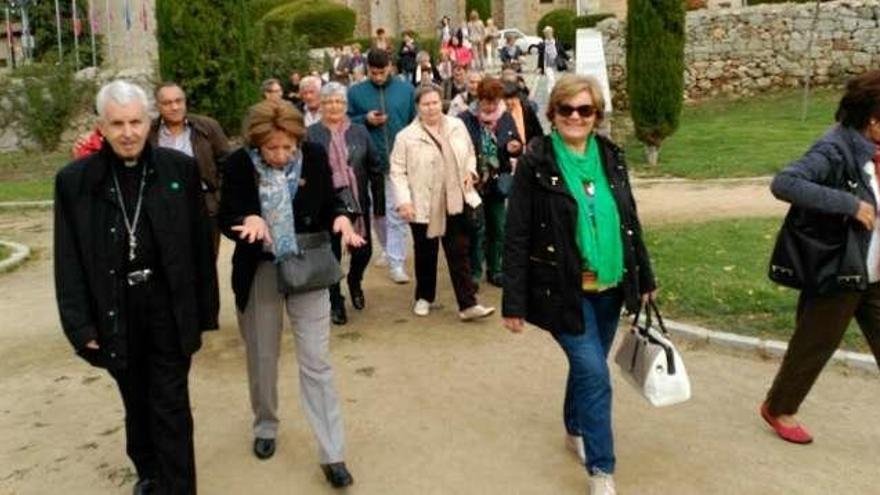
[626,0,685,166]
[155,0,258,133]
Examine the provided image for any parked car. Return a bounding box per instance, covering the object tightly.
[498,28,542,54]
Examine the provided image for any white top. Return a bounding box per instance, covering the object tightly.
[864,160,880,282]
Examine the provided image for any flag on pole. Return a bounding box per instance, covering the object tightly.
[123,0,131,31]
[73,2,82,37]
[141,0,148,32]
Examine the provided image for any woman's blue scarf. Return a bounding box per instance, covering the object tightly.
[248,147,303,261]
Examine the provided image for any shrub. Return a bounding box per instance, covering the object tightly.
[537,9,576,48]
[156,0,260,133]
[1,63,95,150]
[262,0,356,48]
[573,13,616,30]
[255,24,312,82]
[626,0,685,166]
[465,0,491,21]
[249,0,293,18]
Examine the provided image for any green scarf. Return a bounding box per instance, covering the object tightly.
[551,131,624,286]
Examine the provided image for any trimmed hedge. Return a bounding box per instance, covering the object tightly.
[250,0,292,18]
[537,9,616,48]
[465,0,491,21]
[262,0,356,48]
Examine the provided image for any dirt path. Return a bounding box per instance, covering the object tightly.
[632,177,785,225]
[0,194,873,495]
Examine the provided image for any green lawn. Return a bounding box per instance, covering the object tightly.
[620,88,841,179]
[0,150,68,202]
[0,244,9,262]
[646,216,867,351]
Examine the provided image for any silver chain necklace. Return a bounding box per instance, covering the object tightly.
[111,164,148,262]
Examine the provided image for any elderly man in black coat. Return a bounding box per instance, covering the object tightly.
[54,80,219,495]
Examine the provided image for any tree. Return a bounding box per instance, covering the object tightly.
[626,0,685,166]
[156,0,259,133]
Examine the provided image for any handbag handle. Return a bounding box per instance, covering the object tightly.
[630,299,670,338]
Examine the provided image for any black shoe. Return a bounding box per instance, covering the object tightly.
[253,437,275,460]
[321,462,354,488]
[331,303,348,325]
[350,286,365,310]
[488,273,504,288]
[132,478,156,495]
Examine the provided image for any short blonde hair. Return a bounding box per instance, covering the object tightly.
[546,74,605,126]
[244,100,305,148]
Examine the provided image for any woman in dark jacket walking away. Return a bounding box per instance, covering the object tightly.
[502,74,656,495]
[307,82,385,325]
[219,100,363,488]
[761,70,880,445]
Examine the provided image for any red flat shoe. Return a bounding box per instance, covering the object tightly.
[760,402,813,444]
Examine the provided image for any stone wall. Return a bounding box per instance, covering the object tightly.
[596,0,880,108]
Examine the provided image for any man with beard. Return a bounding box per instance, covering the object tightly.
[347,49,416,284]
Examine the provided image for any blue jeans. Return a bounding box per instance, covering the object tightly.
[552,290,623,475]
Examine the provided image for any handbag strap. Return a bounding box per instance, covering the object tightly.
[629,300,677,375]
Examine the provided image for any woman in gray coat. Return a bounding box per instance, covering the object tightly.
[762,70,880,444]
[307,82,385,325]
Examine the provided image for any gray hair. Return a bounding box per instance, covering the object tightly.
[415,50,431,66]
[300,75,322,92]
[95,80,149,119]
[414,83,442,104]
[260,78,282,93]
[320,82,347,102]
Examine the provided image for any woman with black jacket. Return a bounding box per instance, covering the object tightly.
[306,82,385,325]
[502,74,655,495]
[761,70,880,445]
[219,100,362,488]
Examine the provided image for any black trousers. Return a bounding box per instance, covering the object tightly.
[766,283,880,416]
[109,277,195,495]
[410,214,477,311]
[329,215,372,306]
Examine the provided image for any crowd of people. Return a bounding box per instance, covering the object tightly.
[53,11,880,495]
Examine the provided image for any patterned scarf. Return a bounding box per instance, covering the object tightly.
[326,120,364,236]
[249,147,303,261]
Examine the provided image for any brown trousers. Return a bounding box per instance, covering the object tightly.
[766,283,880,416]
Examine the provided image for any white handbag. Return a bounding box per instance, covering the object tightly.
[614,301,691,407]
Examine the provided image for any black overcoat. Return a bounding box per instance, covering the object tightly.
[502,135,656,334]
[54,143,220,369]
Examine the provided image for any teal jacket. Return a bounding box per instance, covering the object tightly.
[347,77,415,174]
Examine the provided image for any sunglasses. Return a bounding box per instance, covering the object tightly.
[556,104,598,118]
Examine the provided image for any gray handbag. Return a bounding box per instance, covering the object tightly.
[276,231,342,295]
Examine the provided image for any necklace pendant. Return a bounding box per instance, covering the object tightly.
[129,236,137,261]
[585,181,595,197]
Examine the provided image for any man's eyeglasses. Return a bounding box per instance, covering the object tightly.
[556,104,598,118]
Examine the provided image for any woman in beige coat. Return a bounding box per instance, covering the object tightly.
[390,84,495,321]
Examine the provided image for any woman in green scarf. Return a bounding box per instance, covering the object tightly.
[501,74,656,495]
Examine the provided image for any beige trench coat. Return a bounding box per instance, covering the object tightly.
[389,115,482,224]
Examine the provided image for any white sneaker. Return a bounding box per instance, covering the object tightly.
[389,266,410,284]
[565,434,586,464]
[589,471,616,495]
[374,250,388,267]
[413,299,431,316]
[458,304,495,321]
